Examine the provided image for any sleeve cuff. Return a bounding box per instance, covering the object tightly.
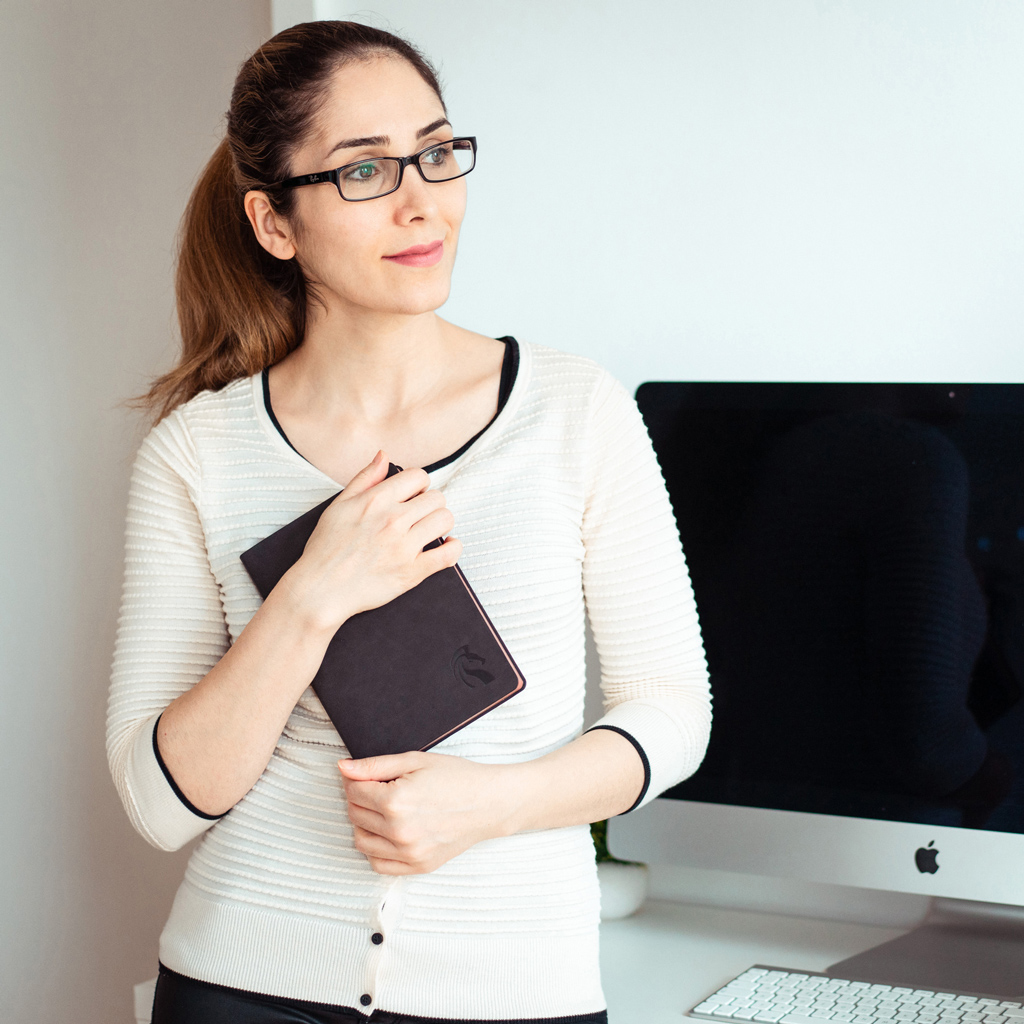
[585,725,650,813]
[152,714,226,821]
[124,713,225,850]
[586,698,710,812]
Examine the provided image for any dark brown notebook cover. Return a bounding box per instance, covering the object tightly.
[239,467,526,759]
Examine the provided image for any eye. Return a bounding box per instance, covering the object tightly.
[343,160,383,181]
[422,144,451,166]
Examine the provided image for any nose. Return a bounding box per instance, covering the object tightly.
[391,161,438,220]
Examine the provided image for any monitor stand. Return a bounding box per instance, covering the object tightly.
[828,898,1024,998]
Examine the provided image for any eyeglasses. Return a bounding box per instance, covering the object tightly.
[275,136,477,202]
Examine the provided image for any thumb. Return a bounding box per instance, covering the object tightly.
[341,449,389,498]
[339,753,420,782]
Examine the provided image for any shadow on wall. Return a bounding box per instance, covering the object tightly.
[0,2,269,1022]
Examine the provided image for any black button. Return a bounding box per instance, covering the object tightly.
[371,932,384,945]
[360,994,372,1007]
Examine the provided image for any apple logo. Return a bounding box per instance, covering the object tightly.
[915,841,939,874]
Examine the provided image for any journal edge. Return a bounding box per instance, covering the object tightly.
[416,563,528,752]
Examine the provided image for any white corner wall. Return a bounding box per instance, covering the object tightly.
[0,4,269,1022]
[4,3,1024,1020]
[279,0,1024,392]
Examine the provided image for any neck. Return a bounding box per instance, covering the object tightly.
[275,304,455,422]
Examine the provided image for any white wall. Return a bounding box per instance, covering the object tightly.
[280,0,1024,927]
[3,4,1023,1020]
[280,0,1024,393]
[0,4,268,1022]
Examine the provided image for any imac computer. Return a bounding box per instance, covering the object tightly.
[609,381,1024,997]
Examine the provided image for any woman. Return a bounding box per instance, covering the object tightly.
[107,20,711,1024]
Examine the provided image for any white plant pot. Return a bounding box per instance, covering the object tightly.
[597,861,649,920]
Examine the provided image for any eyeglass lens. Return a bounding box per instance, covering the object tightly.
[339,139,475,200]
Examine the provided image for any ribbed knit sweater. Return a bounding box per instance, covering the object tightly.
[106,341,711,1020]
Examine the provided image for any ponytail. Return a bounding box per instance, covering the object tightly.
[139,21,445,421]
[142,138,304,422]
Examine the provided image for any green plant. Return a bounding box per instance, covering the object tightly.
[590,819,642,865]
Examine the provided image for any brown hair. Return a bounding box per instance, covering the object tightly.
[143,21,445,421]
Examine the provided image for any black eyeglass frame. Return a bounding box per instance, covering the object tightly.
[273,136,477,202]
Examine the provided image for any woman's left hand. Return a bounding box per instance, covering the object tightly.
[338,752,515,874]
[339,728,646,874]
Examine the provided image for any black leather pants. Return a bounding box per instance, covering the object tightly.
[151,964,609,1024]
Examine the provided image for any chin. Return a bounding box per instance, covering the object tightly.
[376,279,453,317]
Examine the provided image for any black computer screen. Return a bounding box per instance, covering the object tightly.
[637,382,1024,833]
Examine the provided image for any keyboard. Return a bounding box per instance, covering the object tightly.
[689,967,1024,1024]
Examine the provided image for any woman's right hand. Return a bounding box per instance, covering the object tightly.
[277,450,462,635]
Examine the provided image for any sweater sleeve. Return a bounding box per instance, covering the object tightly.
[106,414,231,851]
[581,372,712,811]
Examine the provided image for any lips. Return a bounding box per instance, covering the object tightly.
[383,240,444,268]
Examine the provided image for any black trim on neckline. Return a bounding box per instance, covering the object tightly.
[422,336,519,473]
[261,337,519,474]
[152,715,228,821]
[584,725,651,814]
[262,367,306,460]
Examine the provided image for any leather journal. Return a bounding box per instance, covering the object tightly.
[240,466,526,759]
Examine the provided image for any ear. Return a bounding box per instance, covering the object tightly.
[243,190,297,261]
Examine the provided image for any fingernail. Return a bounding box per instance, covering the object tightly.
[373,450,384,465]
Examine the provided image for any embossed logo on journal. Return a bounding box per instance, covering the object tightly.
[451,645,495,688]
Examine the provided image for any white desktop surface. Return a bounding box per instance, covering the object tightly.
[599,899,908,1024]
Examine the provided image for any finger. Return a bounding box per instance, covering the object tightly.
[414,536,463,575]
[367,857,416,876]
[342,781,389,815]
[353,830,433,876]
[371,466,432,504]
[345,800,390,835]
[352,825,404,861]
[338,753,422,783]
[407,507,455,550]
[390,487,448,532]
[339,449,389,499]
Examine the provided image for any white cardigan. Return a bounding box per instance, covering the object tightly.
[106,341,711,1020]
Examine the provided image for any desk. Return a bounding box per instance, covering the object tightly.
[599,900,908,1023]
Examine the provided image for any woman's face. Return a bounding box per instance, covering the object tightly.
[268,56,466,320]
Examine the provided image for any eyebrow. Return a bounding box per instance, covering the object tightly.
[325,118,452,159]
